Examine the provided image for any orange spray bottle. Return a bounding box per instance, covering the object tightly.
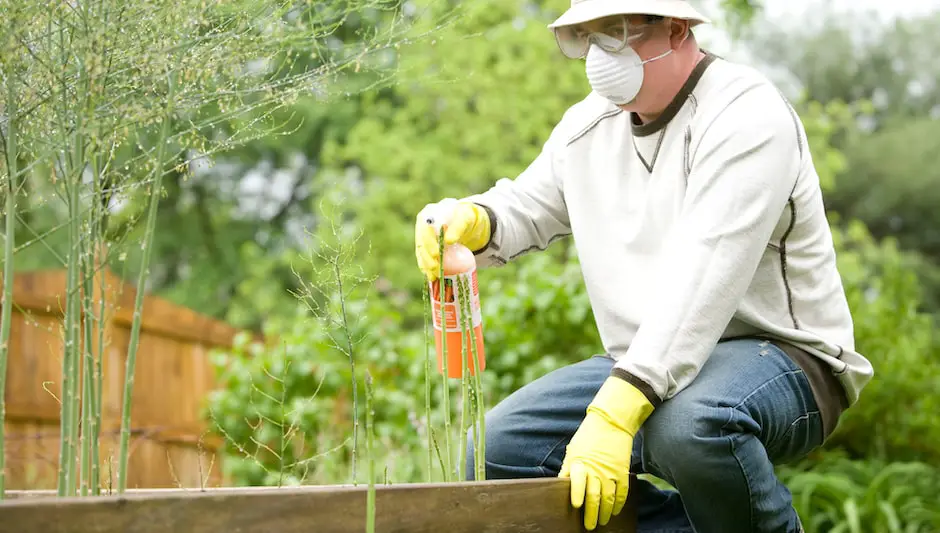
[426,211,486,379]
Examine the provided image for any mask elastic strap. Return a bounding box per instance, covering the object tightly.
[640,47,673,65]
[639,17,690,64]
[639,22,689,65]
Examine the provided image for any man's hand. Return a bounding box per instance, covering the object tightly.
[415,199,491,281]
[559,377,654,530]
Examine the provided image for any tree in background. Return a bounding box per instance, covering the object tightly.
[744,4,940,130]
[743,4,940,313]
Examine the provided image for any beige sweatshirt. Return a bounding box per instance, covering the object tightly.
[464,52,873,418]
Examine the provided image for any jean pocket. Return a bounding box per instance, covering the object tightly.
[768,408,823,465]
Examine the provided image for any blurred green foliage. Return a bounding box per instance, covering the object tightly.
[206,10,940,533]
[824,220,940,464]
[9,0,939,526]
[826,120,940,312]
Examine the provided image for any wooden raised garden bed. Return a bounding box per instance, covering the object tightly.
[0,477,637,533]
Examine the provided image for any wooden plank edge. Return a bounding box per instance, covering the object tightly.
[0,477,638,533]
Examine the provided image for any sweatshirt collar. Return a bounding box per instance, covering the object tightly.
[632,50,717,138]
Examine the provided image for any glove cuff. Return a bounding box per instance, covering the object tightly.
[588,376,655,436]
[461,203,492,252]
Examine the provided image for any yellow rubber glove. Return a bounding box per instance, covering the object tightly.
[415,200,491,281]
[559,376,655,530]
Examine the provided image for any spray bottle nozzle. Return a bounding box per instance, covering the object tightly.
[421,198,459,234]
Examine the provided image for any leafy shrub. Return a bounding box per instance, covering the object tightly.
[825,219,940,464]
[207,296,435,486]
[820,117,940,315]
[779,450,940,533]
[475,244,601,396]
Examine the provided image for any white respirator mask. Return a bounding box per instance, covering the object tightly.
[585,33,674,105]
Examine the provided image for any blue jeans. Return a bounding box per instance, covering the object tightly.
[465,338,822,533]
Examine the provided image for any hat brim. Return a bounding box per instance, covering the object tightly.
[548,0,711,29]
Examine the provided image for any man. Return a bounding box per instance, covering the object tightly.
[414,1,874,531]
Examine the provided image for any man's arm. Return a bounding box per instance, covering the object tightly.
[462,122,572,268]
[611,88,803,405]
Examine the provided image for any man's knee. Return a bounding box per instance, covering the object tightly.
[465,357,616,480]
[465,406,565,480]
[641,393,740,480]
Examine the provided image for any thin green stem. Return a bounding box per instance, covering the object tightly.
[117,71,175,494]
[437,231,452,481]
[365,371,375,533]
[457,275,470,482]
[472,369,486,481]
[53,10,75,495]
[0,72,20,500]
[428,427,447,480]
[79,173,101,496]
[471,387,481,481]
[463,275,485,481]
[64,153,85,497]
[92,238,105,495]
[333,261,357,485]
[66,12,92,495]
[80,236,96,496]
[277,355,288,488]
[83,6,107,496]
[64,178,82,497]
[423,282,432,482]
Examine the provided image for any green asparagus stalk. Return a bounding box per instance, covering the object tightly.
[117,72,175,494]
[437,228,452,481]
[423,282,433,482]
[0,73,19,500]
[93,240,105,495]
[80,240,96,496]
[365,371,375,533]
[463,275,486,481]
[457,274,473,482]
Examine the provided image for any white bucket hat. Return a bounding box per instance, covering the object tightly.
[547,0,711,29]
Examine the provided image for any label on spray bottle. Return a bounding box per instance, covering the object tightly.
[430,269,482,333]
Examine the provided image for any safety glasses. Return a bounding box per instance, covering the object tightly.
[553,15,652,59]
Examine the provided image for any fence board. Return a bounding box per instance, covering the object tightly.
[2,268,245,490]
[0,478,638,533]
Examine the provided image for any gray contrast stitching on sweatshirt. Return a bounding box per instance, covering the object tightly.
[566,108,622,147]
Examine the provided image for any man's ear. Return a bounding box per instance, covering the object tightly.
[669,18,691,47]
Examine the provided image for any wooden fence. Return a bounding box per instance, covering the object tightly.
[2,268,245,490]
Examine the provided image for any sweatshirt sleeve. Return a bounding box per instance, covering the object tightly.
[611,88,803,405]
[462,121,572,268]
